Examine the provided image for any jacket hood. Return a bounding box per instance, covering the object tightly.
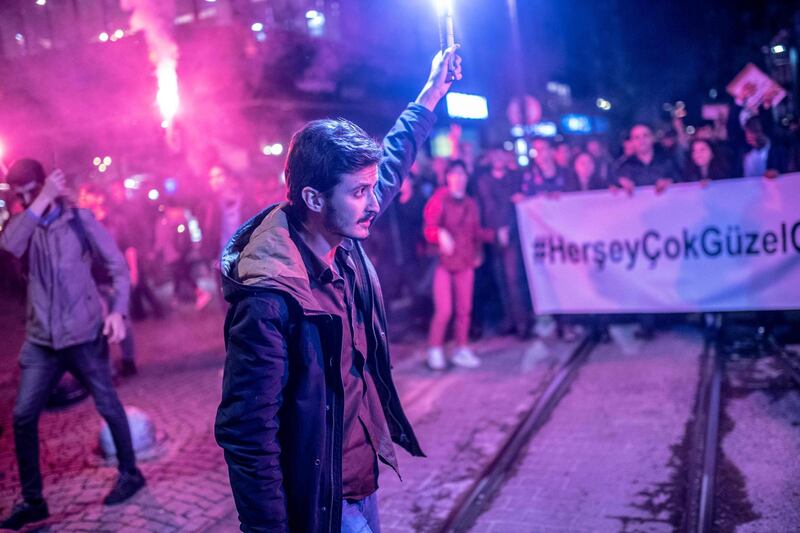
[220,203,326,314]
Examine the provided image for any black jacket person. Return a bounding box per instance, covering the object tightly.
[215,47,462,533]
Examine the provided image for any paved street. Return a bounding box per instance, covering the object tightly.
[471,330,703,533]
[0,301,234,532]
[2,297,800,532]
[719,354,800,532]
[0,293,576,532]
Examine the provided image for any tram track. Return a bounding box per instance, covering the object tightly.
[436,335,599,533]
[685,333,800,532]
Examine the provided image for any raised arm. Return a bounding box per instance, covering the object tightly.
[375,46,463,215]
[0,169,67,258]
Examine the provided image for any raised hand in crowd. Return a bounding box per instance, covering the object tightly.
[617,176,636,196]
[654,178,672,195]
[415,44,463,112]
[28,169,68,216]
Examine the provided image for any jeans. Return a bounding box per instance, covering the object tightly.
[12,333,137,502]
[428,266,475,347]
[120,318,136,362]
[342,492,381,533]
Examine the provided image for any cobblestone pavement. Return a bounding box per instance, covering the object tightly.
[471,329,703,533]
[0,301,235,533]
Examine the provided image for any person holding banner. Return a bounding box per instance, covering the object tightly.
[615,124,680,194]
[565,152,606,192]
[682,139,732,183]
[423,160,495,370]
[742,116,789,178]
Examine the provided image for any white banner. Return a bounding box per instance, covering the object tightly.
[516,174,800,314]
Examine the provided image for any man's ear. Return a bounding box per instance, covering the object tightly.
[301,186,325,214]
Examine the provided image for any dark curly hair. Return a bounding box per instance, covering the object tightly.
[284,119,382,219]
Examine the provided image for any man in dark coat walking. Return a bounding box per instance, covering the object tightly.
[215,47,462,532]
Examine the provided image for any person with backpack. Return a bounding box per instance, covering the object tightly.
[0,159,145,530]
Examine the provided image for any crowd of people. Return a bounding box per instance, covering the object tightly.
[365,101,799,368]
[1,96,797,376]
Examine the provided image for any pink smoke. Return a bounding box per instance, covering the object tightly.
[121,0,180,128]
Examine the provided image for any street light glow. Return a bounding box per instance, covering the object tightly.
[305,10,326,34]
[435,0,454,16]
[262,143,284,156]
[446,92,489,120]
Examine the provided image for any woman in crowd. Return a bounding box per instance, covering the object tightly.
[683,138,732,183]
[565,152,605,192]
[423,160,495,370]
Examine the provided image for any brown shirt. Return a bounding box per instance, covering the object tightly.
[289,220,397,500]
[423,188,495,272]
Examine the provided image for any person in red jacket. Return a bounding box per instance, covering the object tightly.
[423,160,495,370]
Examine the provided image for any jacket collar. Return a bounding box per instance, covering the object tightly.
[221,203,338,315]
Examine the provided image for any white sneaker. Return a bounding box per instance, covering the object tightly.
[451,346,481,368]
[427,346,447,371]
[534,315,557,339]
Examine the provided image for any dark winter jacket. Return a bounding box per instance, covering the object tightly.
[0,204,129,349]
[214,103,436,533]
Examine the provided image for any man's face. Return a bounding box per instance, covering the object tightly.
[446,166,468,198]
[744,128,765,148]
[573,153,596,181]
[321,165,379,241]
[12,181,41,208]
[486,150,506,173]
[554,145,570,167]
[209,166,228,193]
[630,126,654,156]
